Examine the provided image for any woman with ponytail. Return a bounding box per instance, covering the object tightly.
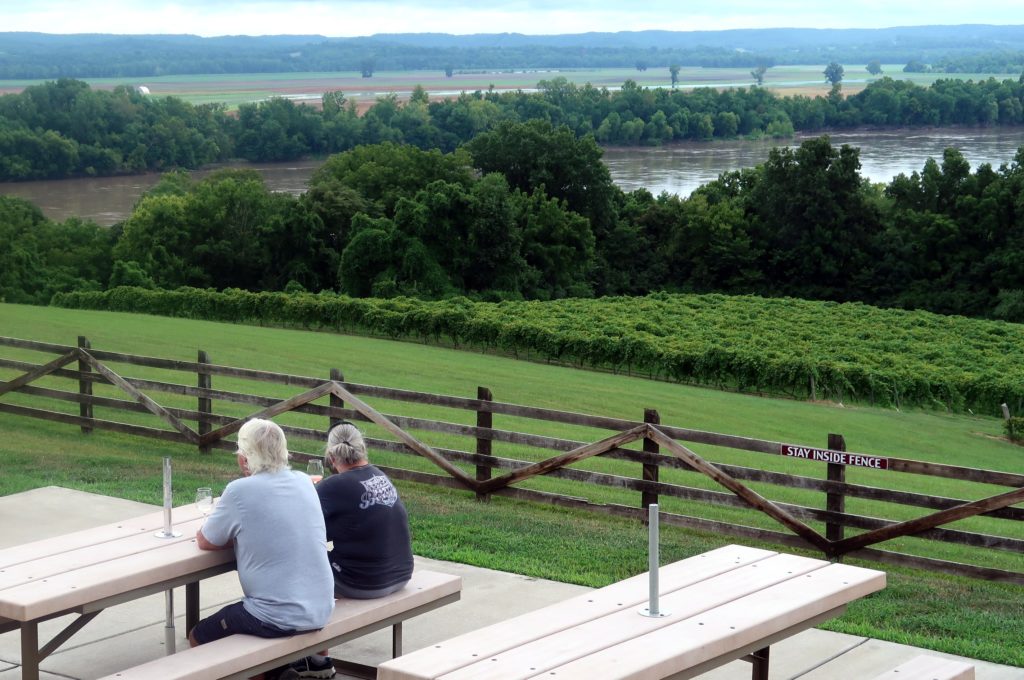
[287,421,413,679]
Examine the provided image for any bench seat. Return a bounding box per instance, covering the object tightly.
[870,654,975,680]
[99,569,461,680]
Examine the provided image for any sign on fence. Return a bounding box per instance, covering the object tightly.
[780,444,889,469]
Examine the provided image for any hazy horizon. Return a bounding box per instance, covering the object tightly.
[5,1,1024,38]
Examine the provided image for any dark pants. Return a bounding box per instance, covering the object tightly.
[190,601,297,644]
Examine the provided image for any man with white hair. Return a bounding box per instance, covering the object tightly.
[190,418,334,679]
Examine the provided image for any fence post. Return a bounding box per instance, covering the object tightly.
[329,368,345,431]
[475,386,493,503]
[77,336,93,434]
[198,350,211,454]
[642,409,660,515]
[826,433,846,550]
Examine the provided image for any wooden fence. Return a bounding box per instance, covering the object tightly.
[1,335,1022,584]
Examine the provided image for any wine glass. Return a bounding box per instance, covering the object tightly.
[306,459,324,483]
[195,487,214,516]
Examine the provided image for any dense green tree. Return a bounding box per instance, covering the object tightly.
[112,194,194,287]
[112,169,317,290]
[693,113,714,140]
[643,110,673,144]
[428,92,506,150]
[108,260,155,288]
[311,142,474,215]
[300,176,374,261]
[465,119,616,229]
[0,79,231,179]
[462,174,529,294]
[465,118,620,292]
[824,62,845,86]
[0,196,112,303]
[518,188,595,299]
[665,192,760,292]
[0,205,50,303]
[743,136,881,300]
[321,98,365,152]
[235,97,323,162]
[713,111,740,138]
[338,215,398,297]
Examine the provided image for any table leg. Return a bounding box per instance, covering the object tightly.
[186,580,200,634]
[392,621,403,657]
[750,646,770,680]
[21,620,40,680]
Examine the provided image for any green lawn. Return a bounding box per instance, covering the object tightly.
[1,302,1022,666]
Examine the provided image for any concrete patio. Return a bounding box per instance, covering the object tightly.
[0,487,1020,679]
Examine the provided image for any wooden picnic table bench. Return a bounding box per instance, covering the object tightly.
[96,568,461,680]
[378,544,886,680]
[0,503,234,680]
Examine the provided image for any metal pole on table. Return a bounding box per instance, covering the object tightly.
[639,503,669,618]
[154,457,181,539]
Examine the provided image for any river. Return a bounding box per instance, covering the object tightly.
[603,127,1024,196]
[2,127,1023,226]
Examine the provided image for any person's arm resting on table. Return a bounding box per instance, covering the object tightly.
[195,483,238,551]
[196,528,231,550]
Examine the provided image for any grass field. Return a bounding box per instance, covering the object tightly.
[0,65,1005,108]
[1,302,1022,665]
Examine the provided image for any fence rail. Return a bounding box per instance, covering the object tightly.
[1,335,1022,584]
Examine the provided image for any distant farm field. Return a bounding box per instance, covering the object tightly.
[0,65,1002,109]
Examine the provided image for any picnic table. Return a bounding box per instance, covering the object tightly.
[0,503,233,680]
[378,544,887,680]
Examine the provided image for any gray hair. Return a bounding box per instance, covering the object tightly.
[237,418,290,474]
[325,423,368,467]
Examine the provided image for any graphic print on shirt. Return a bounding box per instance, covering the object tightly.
[359,474,398,509]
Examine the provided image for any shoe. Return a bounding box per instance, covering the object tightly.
[287,656,336,679]
[270,669,299,680]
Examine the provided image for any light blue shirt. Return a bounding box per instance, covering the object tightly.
[202,468,334,630]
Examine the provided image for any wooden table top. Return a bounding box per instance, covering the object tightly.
[378,545,887,680]
[0,503,234,622]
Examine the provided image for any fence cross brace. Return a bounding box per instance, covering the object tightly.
[3,342,1020,564]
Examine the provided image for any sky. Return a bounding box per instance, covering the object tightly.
[3,0,1024,37]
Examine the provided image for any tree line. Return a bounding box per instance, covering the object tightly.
[6,127,1024,325]
[4,75,1024,181]
[932,51,1024,75]
[4,29,1024,78]
[0,80,231,179]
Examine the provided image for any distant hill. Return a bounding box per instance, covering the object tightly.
[361,25,1024,50]
[1,25,1024,78]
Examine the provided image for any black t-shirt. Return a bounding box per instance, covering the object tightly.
[316,464,413,590]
